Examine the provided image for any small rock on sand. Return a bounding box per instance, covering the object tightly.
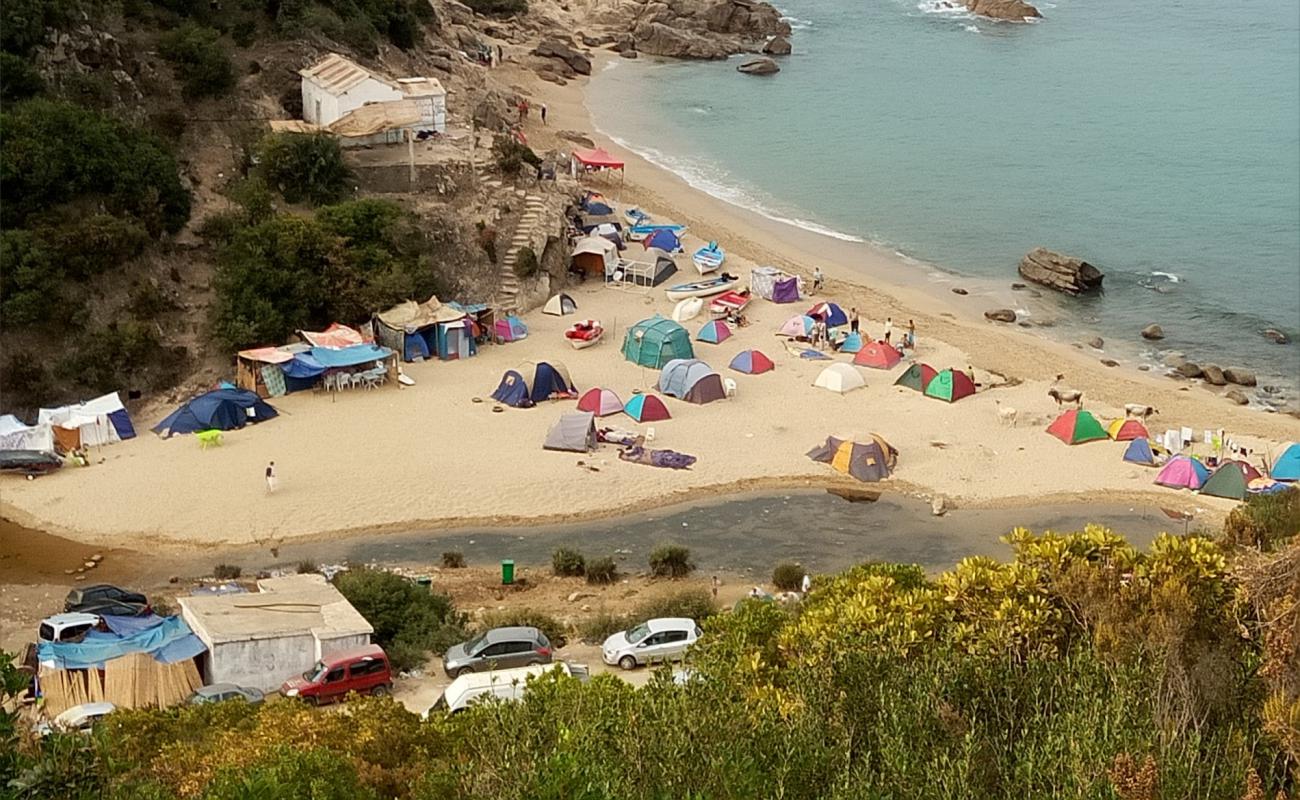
[952,288,968,295]
[1010,283,1027,290]
[984,309,1017,323]
[1141,324,1164,340]
[1224,367,1257,386]
[1087,337,1104,349]
[1100,358,1119,367]
[1175,362,1202,379]
[1200,364,1226,386]
[1225,389,1249,405]
[931,496,948,516]
[567,591,594,603]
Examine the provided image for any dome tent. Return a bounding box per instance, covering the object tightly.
[807,433,898,483]
[806,302,848,328]
[1107,418,1150,441]
[516,360,575,403]
[623,315,694,369]
[696,319,732,345]
[923,369,976,403]
[624,393,671,422]
[813,363,865,394]
[895,363,938,392]
[490,370,531,407]
[1155,454,1210,490]
[577,387,624,417]
[729,350,774,375]
[1046,409,1108,445]
[1199,460,1262,500]
[658,359,726,404]
[853,341,902,370]
[153,390,277,438]
[543,412,597,452]
[1270,442,1300,481]
[1122,438,1158,467]
[543,293,577,316]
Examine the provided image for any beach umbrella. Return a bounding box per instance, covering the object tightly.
[1046,409,1108,445]
[924,369,976,403]
[729,349,775,375]
[624,393,671,422]
[696,319,733,345]
[1270,442,1300,481]
[895,363,938,393]
[1122,438,1158,467]
[576,387,624,417]
[778,315,816,338]
[853,341,902,370]
[1200,460,1263,500]
[1154,454,1210,490]
[642,229,681,252]
[1107,418,1150,441]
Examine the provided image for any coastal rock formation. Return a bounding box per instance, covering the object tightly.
[1225,389,1250,405]
[763,35,791,55]
[984,308,1017,323]
[1018,248,1104,295]
[592,0,791,60]
[533,39,592,75]
[632,22,731,59]
[1087,336,1104,350]
[737,56,779,74]
[1141,324,1164,340]
[1262,328,1290,345]
[1224,367,1257,387]
[1174,362,1202,379]
[1200,364,1226,386]
[965,0,1042,21]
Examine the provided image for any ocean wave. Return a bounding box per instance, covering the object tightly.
[915,0,974,18]
[776,6,814,29]
[1149,271,1181,283]
[963,24,980,32]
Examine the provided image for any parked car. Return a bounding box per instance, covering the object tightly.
[37,702,116,736]
[65,584,149,615]
[280,644,391,706]
[188,683,265,706]
[442,626,553,678]
[425,661,589,716]
[602,618,702,670]
[38,612,100,643]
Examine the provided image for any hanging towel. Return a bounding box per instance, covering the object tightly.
[261,365,287,397]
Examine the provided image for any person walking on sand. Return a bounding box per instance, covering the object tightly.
[265,461,277,493]
[541,103,548,125]
[812,267,824,294]
[907,319,916,349]
[711,575,720,599]
[850,307,860,334]
[883,316,893,342]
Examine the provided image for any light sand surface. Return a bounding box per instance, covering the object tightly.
[2,55,1295,548]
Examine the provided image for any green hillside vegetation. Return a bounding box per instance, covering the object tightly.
[4,503,1296,799]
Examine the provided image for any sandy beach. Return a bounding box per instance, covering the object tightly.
[2,53,1295,549]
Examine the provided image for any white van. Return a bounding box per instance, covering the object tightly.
[424,661,588,716]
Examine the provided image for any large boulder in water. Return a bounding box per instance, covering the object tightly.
[1224,367,1257,386]
[966,0,1042,20]
[762,35,791,55]
[1141,324,1164,340]
[632,22,732,59]
[1018,247,1104,295]
[737,56,780,75]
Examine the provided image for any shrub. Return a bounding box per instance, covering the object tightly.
[463,0,528,14]
[634,588,716,623]
[0,52,43,103]
[772,562,805,592]
[480,609,568,649]
[1223,490,1300,551]
[213,564,241,580]
[441,551,465,569]
[55,320,186,398]
[552,547,586,577]
[258,133,351,206]
[586,557,619,585]
[513,246,539,279]
[649,545,695,578]
[491,133,540,175]
[158,23,235,100]
[577,612,632,643]
[148,107,189,142]
[333,568,467,671]
[296,560,318,574]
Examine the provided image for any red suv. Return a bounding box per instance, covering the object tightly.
[280,644,392,705]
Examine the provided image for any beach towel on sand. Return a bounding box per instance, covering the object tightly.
[619,445,696,469]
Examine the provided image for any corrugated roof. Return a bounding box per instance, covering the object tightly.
[300,53,393,95]
[396,76,446,96]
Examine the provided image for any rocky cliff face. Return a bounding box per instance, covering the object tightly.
[587,0,790,59]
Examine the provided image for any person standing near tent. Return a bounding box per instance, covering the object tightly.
[265,461,277,493]
[906,319,916,349]
[812,267,824,294]
[850,308,860,334]
[883,317,893,342]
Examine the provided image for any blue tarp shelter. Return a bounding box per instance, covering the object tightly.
[37,614,206,670]
[491,370,531,407]
[152,389,278,438]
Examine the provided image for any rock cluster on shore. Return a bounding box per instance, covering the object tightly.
[965,0,1042,21]
[586,0,790,60]
[1018,247,1104,295]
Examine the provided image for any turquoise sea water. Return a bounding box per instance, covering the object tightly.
[588,0,1300,398]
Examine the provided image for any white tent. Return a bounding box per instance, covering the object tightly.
[543,293,577,316]
[38,392,136,447]
[0,415,55,452]
[813,363,866,395]
[570,236,619,278]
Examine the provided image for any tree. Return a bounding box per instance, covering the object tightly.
[158,23,236,99]
[258,133,352,206]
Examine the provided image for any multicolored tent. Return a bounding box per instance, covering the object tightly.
[624,393,671,422]
[517,360,576,403]
[853,341,902,370]
[1046,409,1108,445]
[836,332,864,353]
[778,315,816,338]
[494,315,528,342]
[813,363,865,394]
[1122,438,1158,466]
[577,387,624,417]
[1271,443,1300,481]
[806,302,848,328]
[623,315,694,368]
[894,363,938,392]
[1199,460,1263,500]
[1155,454,1210,490]
[807,433,898,483]
[696,320,732,345]
[1107,418,1150,441]
[729,350,775,375]
[924,369,976,403]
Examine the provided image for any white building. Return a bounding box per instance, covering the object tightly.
[178,574,373,692]
[299,53,446,135]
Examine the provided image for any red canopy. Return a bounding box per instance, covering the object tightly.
[572,147,625,170]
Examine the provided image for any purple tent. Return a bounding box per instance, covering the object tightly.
[772,276,801,303]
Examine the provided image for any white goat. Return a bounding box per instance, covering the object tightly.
[1124,404,1158,420]
[995,399,1018,427]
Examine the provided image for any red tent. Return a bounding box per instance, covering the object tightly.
[572,148,625,171]
[853,342,903,370]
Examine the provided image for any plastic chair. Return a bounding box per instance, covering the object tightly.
[723,378,738,398]
[336,373,351,391]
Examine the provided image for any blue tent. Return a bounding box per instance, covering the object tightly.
[152,389,278,438]
[491,370,531,407]
[1273,443,1300,481]
[659,359,714,398]
[836,332,864,354]
[582,194,614,216]
[1123,438,1157,467]
[529,362,573,403]
[643,229,681,252]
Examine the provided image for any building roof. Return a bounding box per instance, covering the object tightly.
[396,76,446,97]
[300,53,395,95]
[178,574,372,645]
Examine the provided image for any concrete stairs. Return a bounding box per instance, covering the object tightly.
[496,193,548,316]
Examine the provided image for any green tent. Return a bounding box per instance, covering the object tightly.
[923,369,977,403]
[894,363,937,392]
[622,315,694,369]
[1199,461,1260,500]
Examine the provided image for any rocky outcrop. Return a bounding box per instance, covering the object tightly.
[592,0,791,60]
[632,22,731,59]
[737,56,779,74]
[1224,367,1257,387]
[533,39,592,75]
[984,309,1017,323]
[1018,247,1104,295]
[1141,324,1164,340]
[965,0,1041,21]
[762,35,791,55]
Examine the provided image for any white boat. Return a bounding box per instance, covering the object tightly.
[671,297,704,323]
[664,274,741,302]
[692,242,725,274]
[624,207,651,225]
[564,320,604,350]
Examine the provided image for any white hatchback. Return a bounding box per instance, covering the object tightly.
[602,617,702,670]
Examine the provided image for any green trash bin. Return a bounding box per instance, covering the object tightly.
[501,559,515,585]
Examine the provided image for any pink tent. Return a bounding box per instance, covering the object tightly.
[1154,454,1210,490]
[778,315,815,338]
[577,387,624,417]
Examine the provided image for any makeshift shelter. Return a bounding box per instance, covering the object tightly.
[1155,454,1210,490]
[659,359,726,404]
[494,315,528,343]
[696,320,732,345]
[299,322,369,349]
[923,369,977,403]
[38,393,136,448]
[581,192,614,216]
[153,390,277,438]
[895,363,938,392]
[836,332,865,354]
[778,315,815,338]
[807,434,898,483]
[806,302,848,328]
[1200,460,1263,500]
[854,342,903,370]
[571,147,625,175]
[491,370,531,407]
[577,387,624,417]
[518,360,575,403]
[642,228,682,253]
[752,267,802,303]
[0,415,54,452]
[373,296,468,361]
[813,363,866,394]
[1271,443,1300,481]
[543,293,578,316]
[570,237,619,278]
[1123,438,1158,467]
[624,393,671,422]
[609,251,678,288]
[1107,418,1150,441]
[1046,409,1108,445]
[543,411,598,452]
[623,316,694,368]
[729,350,775,375]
